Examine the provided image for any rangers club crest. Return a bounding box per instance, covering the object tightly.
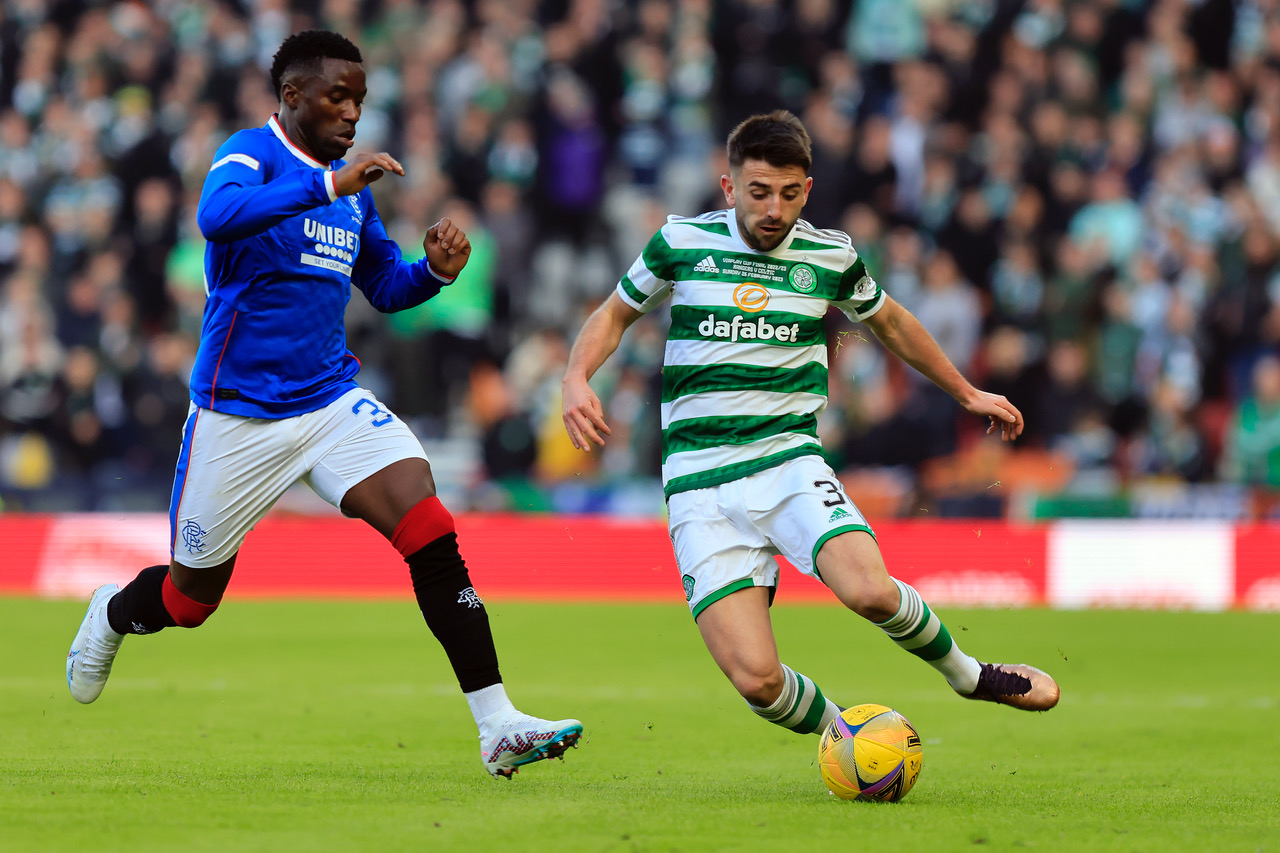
[181,519,208,553]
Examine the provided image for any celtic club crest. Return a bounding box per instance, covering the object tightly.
[788,263,817,293]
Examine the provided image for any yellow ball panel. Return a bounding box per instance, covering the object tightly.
[853,739,904,783]
[838,703,893,726]
[819,742,863,800]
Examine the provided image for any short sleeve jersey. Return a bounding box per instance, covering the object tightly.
[616,209,885,498]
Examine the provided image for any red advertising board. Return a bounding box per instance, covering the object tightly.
[9,513,1279,609]
[1235,524,1280,610]
[0,514,1048,606]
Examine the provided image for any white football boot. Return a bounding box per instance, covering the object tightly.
[66,584,124,704]
[480,713,583,778]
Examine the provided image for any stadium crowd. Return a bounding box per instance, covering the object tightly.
[1,0,1279,518]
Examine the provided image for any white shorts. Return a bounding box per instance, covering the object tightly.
[168,387,427,568]
[667,455,875,619]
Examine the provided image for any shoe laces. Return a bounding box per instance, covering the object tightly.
[978,663,1032,697]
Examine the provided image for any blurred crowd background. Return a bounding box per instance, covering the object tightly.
[2,0,1280,520]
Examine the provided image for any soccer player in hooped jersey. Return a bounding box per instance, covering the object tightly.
[66,30,581,779]
[562,111,1059,738]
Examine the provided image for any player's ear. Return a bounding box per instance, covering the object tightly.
[802,176,813,204]
[279,80,300,110]
[721,174,734,205]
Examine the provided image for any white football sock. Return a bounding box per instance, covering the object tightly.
[749,664,841,734]
[466,683,516,738]
[877,578,981,693]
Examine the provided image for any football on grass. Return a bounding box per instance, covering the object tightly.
[818,703,923,802]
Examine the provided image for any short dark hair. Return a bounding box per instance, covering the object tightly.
[726,111,813,174]
[270,30,363,98]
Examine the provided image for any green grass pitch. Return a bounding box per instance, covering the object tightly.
[2,597,1276,852]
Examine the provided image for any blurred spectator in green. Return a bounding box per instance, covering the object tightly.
[1070,168,1144,270]
[1131,376,1208,482]
[387,199,495,431]
[1094,277,1143,407]
[1220,354,1280,487]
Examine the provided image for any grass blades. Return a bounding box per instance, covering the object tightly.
[2,598,1277,852]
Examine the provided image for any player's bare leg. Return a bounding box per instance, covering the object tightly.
[342,458,581,777]
[817,531,1058,711]
[169,555,237,606]
[813,531,900,622]
[697,587,842,734]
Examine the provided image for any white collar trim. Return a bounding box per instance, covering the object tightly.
[268,115,330,169]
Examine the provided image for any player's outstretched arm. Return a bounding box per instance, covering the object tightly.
[861,295,1024,442]
[562,293,644,452]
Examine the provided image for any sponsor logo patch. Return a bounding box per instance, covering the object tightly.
[732,282,770,313]
[301,218,358,275]
[697,313,801,343]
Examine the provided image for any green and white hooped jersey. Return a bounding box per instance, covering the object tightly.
[616,209,885,498]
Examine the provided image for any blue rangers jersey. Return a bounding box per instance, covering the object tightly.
[191,115,450,418]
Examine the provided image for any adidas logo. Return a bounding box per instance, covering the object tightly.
[693,255,720,274]
[828,507,852,522]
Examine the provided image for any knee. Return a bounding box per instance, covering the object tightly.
[730,663,785,707]
[846,577,900,623]
[170,602,217,628]
[393,496,455,559]
[163,574,220,628]
[817,533,899,621]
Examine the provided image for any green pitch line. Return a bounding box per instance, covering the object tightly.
[2,599,1276,852]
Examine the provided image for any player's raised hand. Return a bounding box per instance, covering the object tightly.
[332,152,404,196]
[424,217,471,279]
[961,390,1024,442]
[562,376,611,451]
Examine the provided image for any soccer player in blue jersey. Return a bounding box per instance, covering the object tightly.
[66,30,581,779]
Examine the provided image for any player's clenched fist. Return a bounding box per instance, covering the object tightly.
[424,217,471,279]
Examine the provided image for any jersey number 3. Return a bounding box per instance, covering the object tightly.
[813,479,846,507]
[353,397,393,427]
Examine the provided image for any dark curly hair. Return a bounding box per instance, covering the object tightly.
[269,30,363,98]
[726,110,813,175]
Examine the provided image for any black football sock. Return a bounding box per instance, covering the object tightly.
[407,533,502,692]
[106,565,178,635]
